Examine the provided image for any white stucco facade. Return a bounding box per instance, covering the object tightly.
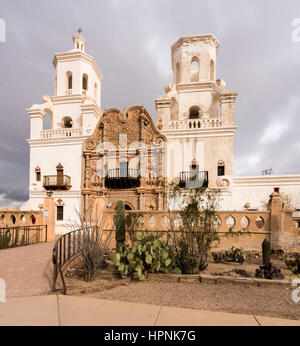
[23,34,103,233]
[155,34,300,212]
[22,33,300,234]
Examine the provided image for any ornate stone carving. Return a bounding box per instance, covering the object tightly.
[216,176,232,188]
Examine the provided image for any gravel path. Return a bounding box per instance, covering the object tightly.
[87,281,300,320]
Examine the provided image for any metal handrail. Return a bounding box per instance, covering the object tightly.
[0,225,47,249]
[43,175,71,187]
[52,226,97,294]
[106,168,141,179]
[180,171,208,181]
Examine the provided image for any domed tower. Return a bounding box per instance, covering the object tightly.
[156,34,237,207]
[25,33,104,233]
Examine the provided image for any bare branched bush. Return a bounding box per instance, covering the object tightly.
[166,183,221,273]
[64,195,114,281]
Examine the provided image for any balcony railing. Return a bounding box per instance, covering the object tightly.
[40,128,82,139]
[43,175,72,190]
[105,168,141,189]
[179,171,208,188]
[169,118,222,131]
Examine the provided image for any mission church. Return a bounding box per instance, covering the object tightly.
[22,33,300,233]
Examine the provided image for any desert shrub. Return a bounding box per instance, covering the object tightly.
[116,231,181,280]
[284,253,300,274]
[255,263,284,280]
[77,228,113,282]
[212,246,245,265]
[125,212,143,246]
[167,185,221,273]
[0,229,11,249]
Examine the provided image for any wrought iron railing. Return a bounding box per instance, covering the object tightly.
[179,171,209,188]
[43,175,72,190]
[52,226,98,294]
[106,168,141,179]
[105,168,141,189]
[0,225,47,250]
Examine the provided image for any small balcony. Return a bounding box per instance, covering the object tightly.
[105,168,141,189]
[179,171,208,188]
[43,175,72,190]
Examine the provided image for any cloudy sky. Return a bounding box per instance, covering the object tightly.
[0,0,300,206]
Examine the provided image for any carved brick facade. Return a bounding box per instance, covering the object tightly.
[82,106,167,213]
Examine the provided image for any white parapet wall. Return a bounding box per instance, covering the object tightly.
[232,175,300,210]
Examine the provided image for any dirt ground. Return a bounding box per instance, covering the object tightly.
[85,280,300,321]
[67,250,300,321]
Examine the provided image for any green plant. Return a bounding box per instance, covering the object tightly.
[167,185,220,273]
[0,228,11,249]
[125,212,143,246]
[64,195,114,282]
[14,227,19,247]
[115,231,181,280]
[212,246,245,264]
[284,253,300,274]
[262,239,271,265]
[225,246,245,264]
[115,200,126,251]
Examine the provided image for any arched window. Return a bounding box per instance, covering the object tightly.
[82,74,88,91]
[217,160,225,176]
[189,106,201,119]
[125,204,132,210]
[66,71,72,90]
[62,116,73,128]
[43,111,52,130]
[190,56,199,82]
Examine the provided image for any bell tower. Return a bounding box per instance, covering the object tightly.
[172,34,218,84]
[25,33,104,232]
[155,34,238,203]
[53,33,103,109]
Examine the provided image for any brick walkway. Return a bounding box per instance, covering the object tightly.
[0,241,55,297]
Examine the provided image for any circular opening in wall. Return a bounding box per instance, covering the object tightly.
[255,216,264,229]
[241,216,250,229]
[11,215,16,225]
[213,216,222,229]
[31,215,36,225]
[226,216,235,228]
